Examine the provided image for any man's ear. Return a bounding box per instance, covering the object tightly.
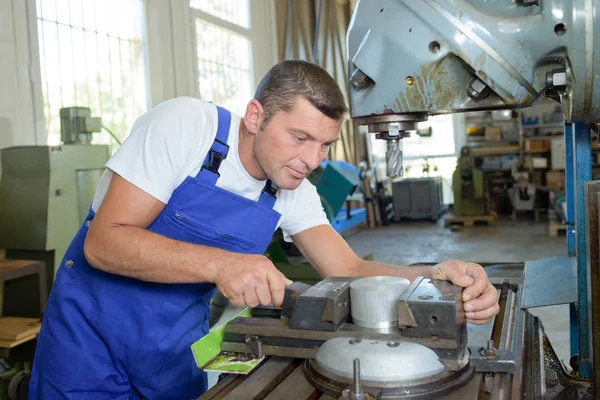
[243,99,264,136]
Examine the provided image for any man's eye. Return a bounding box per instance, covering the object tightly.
[293,135,307,143]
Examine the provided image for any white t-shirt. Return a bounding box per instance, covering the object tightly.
[92,97,329,241]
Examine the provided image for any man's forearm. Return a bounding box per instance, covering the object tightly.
[84,224,235,283]
[356,261,432,282]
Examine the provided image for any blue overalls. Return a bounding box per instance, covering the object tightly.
[29,106,281,399]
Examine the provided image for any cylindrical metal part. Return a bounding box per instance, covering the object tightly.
[349,276,410,329]
[353,359,361,394]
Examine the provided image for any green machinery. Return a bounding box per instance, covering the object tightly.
[0,107,110,294]
[452,147,486,217]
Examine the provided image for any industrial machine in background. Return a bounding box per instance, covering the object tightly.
[0,107,109,294]
[201,0,600,398]
[452,147,487,217]
[391,176,445,221]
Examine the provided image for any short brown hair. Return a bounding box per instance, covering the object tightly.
[254,60,348,129]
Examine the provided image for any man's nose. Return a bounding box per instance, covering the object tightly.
[301,143,323,170]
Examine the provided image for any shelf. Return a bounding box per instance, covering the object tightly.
[465,118,515,124]
[524,135,564,140]
[522,123,564,129]
[0,317,41,348]
[526,149,551,154]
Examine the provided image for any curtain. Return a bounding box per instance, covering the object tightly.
[274,0,364,167]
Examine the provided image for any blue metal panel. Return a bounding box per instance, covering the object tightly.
[572,122,592,378]
[565,123,579,358]
[565,123,576,256]
[570,303,579,358]
[331,208,367,233]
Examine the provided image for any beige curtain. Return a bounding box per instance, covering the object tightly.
[274,0,364,167]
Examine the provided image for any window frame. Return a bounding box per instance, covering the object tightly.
[27,0,151,146]
[189,1,277,103]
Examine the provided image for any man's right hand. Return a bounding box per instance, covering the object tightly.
[213,254,293,308]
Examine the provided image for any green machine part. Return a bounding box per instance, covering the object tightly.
[0,144,109,294]
[452,165,486,217]
[312,162,359,221]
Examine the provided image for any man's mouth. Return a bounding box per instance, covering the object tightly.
[287,166,308,179]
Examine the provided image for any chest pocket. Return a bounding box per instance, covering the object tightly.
[164,211,257,252]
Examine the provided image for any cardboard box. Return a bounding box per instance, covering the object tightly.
[481,156,502,169]
[546,170,565,189]
[532,157,548,169]
[551,138,566,169]
[485,126,502,141]
[526,139,550,151]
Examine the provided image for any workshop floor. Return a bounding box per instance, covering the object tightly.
[207,218,571,387]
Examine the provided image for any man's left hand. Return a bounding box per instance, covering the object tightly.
[430,261,499,325]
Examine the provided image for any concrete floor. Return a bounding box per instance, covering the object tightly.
[344,218,571,369]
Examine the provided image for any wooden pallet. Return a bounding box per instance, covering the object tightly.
[549,220,567,237]
[444,213,497,227]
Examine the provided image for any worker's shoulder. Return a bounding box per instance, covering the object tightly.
[151,96,217,117]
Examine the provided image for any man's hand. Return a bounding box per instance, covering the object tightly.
[213,254,293,308]
[430,261,499,325]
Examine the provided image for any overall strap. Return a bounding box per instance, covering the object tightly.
[196,106,232,184]
[258,179,278,208]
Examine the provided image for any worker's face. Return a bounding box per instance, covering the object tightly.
[250,98,342,190]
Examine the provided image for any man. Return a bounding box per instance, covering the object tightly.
[30,60,499,399]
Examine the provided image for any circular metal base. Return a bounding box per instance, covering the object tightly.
[304,359,475,400]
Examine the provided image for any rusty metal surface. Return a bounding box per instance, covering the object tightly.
[263,364,319,400]
[585,182,600,398]
[199,373,246,400]
[221,357,299,400]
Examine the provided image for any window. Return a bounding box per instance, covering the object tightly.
[36,0,149,147]
[190,0,254,115]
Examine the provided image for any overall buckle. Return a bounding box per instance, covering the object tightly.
[263,180,278,198]
[202,139,229,175]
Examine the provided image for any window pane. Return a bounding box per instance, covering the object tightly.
[196,19,252,115]
[190,0,250,28]
[402,114,456,158]
[37,0,148,148]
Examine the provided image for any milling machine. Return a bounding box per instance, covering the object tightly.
[453,147,487,217]
[196,1,600,399]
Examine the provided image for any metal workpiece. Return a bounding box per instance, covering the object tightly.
[288,277,356,332]
[349,276,410,329]
[314,337,445,382]
[397,277,465,340]
[347,0,600,125]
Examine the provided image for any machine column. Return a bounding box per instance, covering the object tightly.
[567,122,592,378]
